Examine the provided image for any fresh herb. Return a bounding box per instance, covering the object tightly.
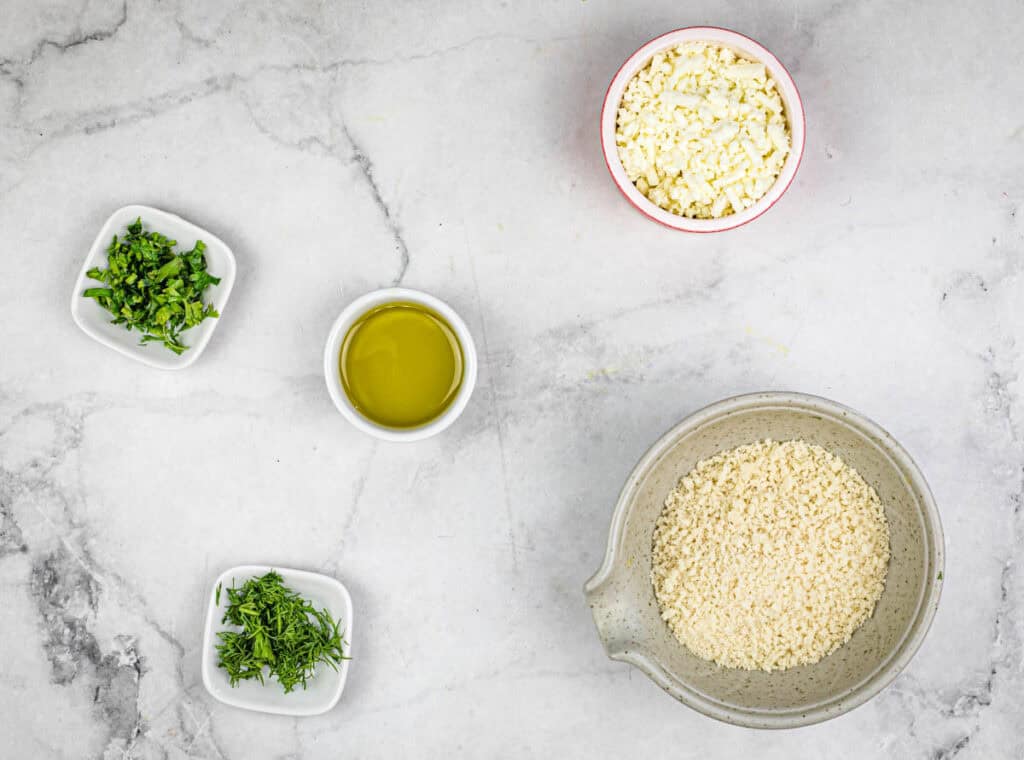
[215,582,222,606]
[215,571,348,693]
[937,571,943,580]
[82,217,220,354]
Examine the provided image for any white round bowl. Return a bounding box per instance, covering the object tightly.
[323,287,478,442]
[600,27,806,233]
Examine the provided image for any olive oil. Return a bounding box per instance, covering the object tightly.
[339,301,463,429]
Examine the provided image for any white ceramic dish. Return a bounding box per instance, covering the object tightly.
[600,27,806,232]
[70,204,236,369]
[323,287,478,442]
[201,565,353,716]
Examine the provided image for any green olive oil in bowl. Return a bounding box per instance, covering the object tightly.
[339,301,464,429]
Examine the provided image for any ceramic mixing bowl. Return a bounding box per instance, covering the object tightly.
[584,392,944,728]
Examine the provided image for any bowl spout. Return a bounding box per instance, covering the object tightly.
[583,572,630,659]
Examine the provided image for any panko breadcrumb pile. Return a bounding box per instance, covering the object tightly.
[651,439,890,672]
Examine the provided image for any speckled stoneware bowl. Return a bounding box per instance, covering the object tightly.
[584,392,944,728]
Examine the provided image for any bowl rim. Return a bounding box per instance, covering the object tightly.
[584,391,945,728]
[322,287,478,442]
[600,26,806,233]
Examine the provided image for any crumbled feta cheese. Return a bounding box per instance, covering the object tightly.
[615,42,791,219]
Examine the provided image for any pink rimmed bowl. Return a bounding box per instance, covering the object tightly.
[600,27,806,232]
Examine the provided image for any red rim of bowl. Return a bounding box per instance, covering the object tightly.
[600,26,806,233]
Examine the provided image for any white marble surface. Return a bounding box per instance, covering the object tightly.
[1,1,1022,757]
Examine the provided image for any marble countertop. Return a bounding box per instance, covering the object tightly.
[2,1,1022,757]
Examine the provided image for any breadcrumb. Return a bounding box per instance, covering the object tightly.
[651,439,890,671]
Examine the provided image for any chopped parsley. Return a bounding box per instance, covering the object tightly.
[82,217,220,354]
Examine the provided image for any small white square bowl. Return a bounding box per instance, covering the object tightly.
[201,565,354,716]
[70,204,236,370]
